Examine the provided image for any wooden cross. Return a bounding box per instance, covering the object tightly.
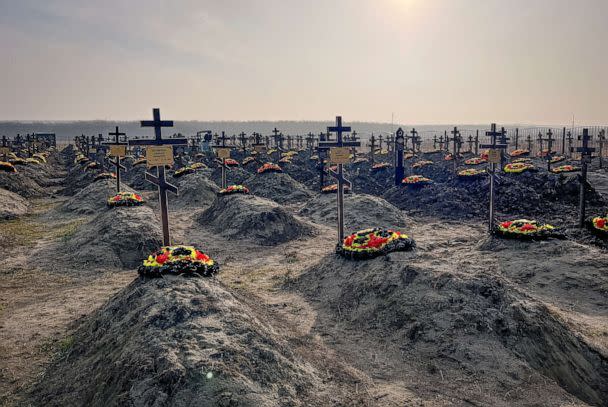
[467,135,474,153]
[212,131,232,188]
[305,132,315,153]
[433,135,438,150]
[474,130,479,155]
[318,116,360,243]
[378,134,384,150]
[598,129,605,169]
[350,130,360,157]
[539,129,555,171]
[238,132,248,152]
[271,127,283,150]
[406,128,417,152]
[566,131,573,157]
[130,108,186,246]
[103,126,128,193]
[0,136,9,161]
[438,134,445,152]
[573,129,596,227]
[367,134,377,165]
[480,123,509,233]
[560,127,566,155]
[514,128,519,150]
[526,133,533,152]
[286,134,293,150]
[95,134,108,171]
[449,127,461,171]
[394,128,405,186]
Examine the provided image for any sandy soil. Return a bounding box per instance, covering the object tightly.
[0,149,607,406]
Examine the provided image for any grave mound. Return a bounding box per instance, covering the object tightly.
[61,205,162,269]
[168,172,219,209]
[0,187,29,219]
[245,171,312,205]
[60,179,135,215]
[126,165,158,191]
[299,193,409,230]
[289,253,608,406]
[29,276,333,407]
[210,166,251,187]
[0,171,46,198]
[198,193,314,245]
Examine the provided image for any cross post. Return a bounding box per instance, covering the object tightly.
[318,116,360,244]
[573,129,596,227]
[103,126,128,192]
[394,128,405,186]
[130,108,186,246]
[480,123,508,233]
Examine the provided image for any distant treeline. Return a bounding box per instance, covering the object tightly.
[0,120,571,143]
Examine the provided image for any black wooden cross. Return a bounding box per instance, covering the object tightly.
[514,128,519,150]
[0,135,9,161]
[598,129,605,169]
[318,116,360,243]
[448,127,461,171]
[467,135,474,153]
[433,135,438,150]
[130,108,186,246]
[212,131,232,188]
[539,129,555,171]
[438,134,445,152]
[498,127,510,168]
[536,131,544,157]
[103,126,128,193]
[378,134,384,150]
[95,134,108,171]
[394,128,405,186]
[573,129,596,227]
[367,134,377,165]
[406,128,417,152]
[474,130,479,155]
[566,131,573,158]
[271,127,283,150]
[286,134,293,150]
[480,123,509,233]
[560,127,566,155]
[305,132,315,153]
[238,132,248,152]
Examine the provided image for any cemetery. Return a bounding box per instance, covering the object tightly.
[0,2,607,405]
[1,113,607,407]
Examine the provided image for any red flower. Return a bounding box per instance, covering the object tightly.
[195,250,210,261]
[520,224,536,232]
[364,235,388,249]
[155,253,169,264]
[134,194,142,200]
[500,221,512,228]
[344,235,355,247]
[596,219,606,229]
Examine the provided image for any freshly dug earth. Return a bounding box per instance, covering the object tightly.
[290,243,608,406]
[60,179,136,215]
[0,171,47,198]
[59,205,162,269]
[0,187,29,219]
[210,166,252,187]
[299,192,410,230]
[61,164,97,195]
[245,172,312,205]
[29,276,350,407]
[168,172,219,209]
[198,194,315,245]
[126,165,158,191]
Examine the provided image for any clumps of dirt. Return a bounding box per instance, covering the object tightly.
[210,166,251,187]
[168,172,220,209]
[0,188,29,219]
[289,254,608,406]
[198,194,315,245]
[0,171,47,198]
[245,172,312,205]
[60,179,135,215]
[383,183,482,219]
[125,165,158,191]
[59,205,162,269]
[29,276,342,407]
[61,164,97,195]
[299,193,410,230]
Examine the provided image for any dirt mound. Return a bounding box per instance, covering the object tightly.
[0,188,29,219]
[126,165,158,191]
[168,172,220,209]
[60,179,135,215]
[0,171,47,198]
[198,194,315,245]
[245,172,312,205]
[29,276,337,406]
[290,253,608,406]
[210,166,252,187]
[60,205,162,269]
[299,193,409,230]
[61,165,97,195]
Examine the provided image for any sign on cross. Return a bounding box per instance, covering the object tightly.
[318,116,361,243]
[130,108,186,246]
[103,126,128,193]
[480,123,509,233]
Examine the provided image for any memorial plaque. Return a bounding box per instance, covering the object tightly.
[329,147,351,164]
[110,145,127,157]
[216,147,231,159]
[0,147,10,155]
[488,149,501,164]
[147,145,174,167]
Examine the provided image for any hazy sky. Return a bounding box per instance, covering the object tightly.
[0,0,606,124]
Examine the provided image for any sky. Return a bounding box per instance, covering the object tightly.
[0,0,606,125]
